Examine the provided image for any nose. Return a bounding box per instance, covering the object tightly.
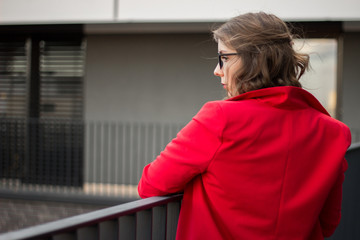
[214,64,223,77]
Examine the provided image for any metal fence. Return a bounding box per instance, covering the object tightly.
[0,118,83,186]
[84,121,184,197]
[0,194,183,240]
[1,118,359,200]
[1,143,360,240]
[0,118,184,200]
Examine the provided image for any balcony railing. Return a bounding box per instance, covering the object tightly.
[0,194,183,240]
[0,118,184,200]
[0,143,359,240]
[1,118,360,201]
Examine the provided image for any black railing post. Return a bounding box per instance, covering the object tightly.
[119,215,136,239]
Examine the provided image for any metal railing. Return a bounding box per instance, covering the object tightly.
[351,128,360,143]
[0,144,359,240]
[1,118,359,201]
[0,118,184,200]
[0,194,183,240]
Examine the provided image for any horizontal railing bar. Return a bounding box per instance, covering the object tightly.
[0,188,135,206]
[0,194,183,240]
[348,142,360,151]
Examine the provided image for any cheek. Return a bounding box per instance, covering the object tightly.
[225,68,239,95]
[224,68,236,84]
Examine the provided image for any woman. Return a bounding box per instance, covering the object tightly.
[138,12,351,240]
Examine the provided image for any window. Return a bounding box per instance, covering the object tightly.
[0,31,85,186]
[0,40,27,118]
[40,40,85,119]
[295,39,338,117]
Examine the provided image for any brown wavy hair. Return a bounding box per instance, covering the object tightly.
[213,12,309,97]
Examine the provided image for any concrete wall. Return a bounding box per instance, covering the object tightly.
[1,0,360,24]
[84,33,223,124]
[83,34,347,185]
[84,34,340,123]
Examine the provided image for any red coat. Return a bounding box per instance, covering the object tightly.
[138,86,351,240]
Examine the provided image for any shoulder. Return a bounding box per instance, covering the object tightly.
[196,101,224,116]
[195,101,225,121]
[192,101,227,135]
[335,120,352,148]
[319,114,352,149]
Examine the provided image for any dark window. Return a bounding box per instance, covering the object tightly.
[0,40,27,118]
[0,28,85,186]
[40,40,85,119]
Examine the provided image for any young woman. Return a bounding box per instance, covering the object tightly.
[138,12,351,240]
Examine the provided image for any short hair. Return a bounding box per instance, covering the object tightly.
[213,12,309,96]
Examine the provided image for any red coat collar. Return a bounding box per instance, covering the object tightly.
[226,86,330,116]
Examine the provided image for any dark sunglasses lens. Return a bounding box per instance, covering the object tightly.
[218,56,223,69]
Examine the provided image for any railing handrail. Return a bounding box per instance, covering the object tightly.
[0,194,183,240]
[0,144,359,240]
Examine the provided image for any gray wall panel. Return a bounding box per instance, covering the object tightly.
[84,34,223,124]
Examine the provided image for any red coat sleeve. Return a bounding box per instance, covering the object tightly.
[319,158,348,237]
[138,102,226,198]
[319,126,351,237]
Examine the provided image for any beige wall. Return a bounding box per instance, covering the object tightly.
[84,33,223,124]
[1,0,360,24]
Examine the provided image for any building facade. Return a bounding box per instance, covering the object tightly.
[0,0,359,191]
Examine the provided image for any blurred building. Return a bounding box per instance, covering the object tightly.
[0,0,360,236]
[0,1,360,232]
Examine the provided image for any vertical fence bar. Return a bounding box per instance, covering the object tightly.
[138,124,146,182]
[166,201,181,240]
[53,232,76,240]
[99,220,118,240]
[136,210,152,240]
[119,215,136,240]
[121,123,126,196]
[144,122,149,166]
[99,122,105,192]
[92,122,98,194]
[160,123,164,154]
[106,122,110,192]
[85,122,90,189]
[77,225,98,240]
[109,123,115,188]
[103,122,109,193]
[73,120,81,188]
[152,206,166,240]
[2,120,9,179]
[91,122,96,191]
[136,123,142,185]
[97,122,102,191]
[0,120,3,181]
[67,120,73,187]
[58,121,66,187]
[38,119,44,185]
[152,123,156,163]
[129,122,134,187]
[52,120,57,186]
[114,123,119,191]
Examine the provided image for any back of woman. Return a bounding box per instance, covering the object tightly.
[138,12,351,240]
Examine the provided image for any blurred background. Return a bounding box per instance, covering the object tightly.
[0,0,359,238]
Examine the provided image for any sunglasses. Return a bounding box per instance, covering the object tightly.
[218,52,238,69]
